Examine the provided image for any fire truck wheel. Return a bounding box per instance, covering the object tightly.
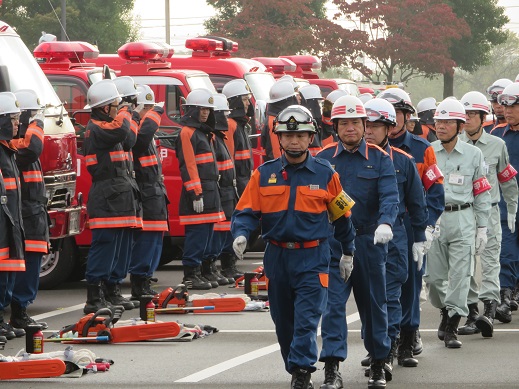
[39,237,79,290]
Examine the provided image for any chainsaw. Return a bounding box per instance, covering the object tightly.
[58,307,180,343]
[154,284,246,314]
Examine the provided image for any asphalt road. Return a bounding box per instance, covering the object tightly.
[1,253,518,388]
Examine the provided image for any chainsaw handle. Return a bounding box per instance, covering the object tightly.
[161,284,188,308]
[60,323,77,336]
[81,308,114,338]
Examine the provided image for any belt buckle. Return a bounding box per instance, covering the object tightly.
[286,242,296,249]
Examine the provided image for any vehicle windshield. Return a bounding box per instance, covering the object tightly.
[338,82,360,97]
[244,72,276,102]
[0,32,62,106]
[187,75,217,93]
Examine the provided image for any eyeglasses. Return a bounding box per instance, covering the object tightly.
[434,119,458,125]
[465,111,479,118]
[497,93,519,106]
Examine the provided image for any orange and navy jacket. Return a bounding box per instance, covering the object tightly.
[175,123,225,225]
[0,140,25,271]
[389,131,444,227]
[132,106,168,232]
[231,152,355,255]
[83,107,142,229]
[484,119,506,133]
[225,117,253,196]
[213,131,238,232]
[261,115,281,162]
[10,119,49,253]
[387,145,428,242]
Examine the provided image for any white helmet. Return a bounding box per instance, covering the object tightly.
[433,98,466,122]
[113,76,140,98]
[416,97,437,113]
[0,92,21,116]
[14,89,43,111]
[213,93,230,113]
[487,78,513,101]
[274,105,317,134]
[222,79,251,99]
[268,81,296,103]
[497,83,519,107]
[331,95,367,120]
[299,84,323,101]
[183,88,216,108]
[278,74,299,91]
[136,84,156,105]
[364,98,397,126]
[358,93,373,104]
[84,79,122,109]
[460,91,490,114]
[378,88,415,113]
[39,32,57,44]
[325,90,349,104]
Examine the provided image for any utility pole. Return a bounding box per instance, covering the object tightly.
[165,0,170,44]
[60,0,66,40]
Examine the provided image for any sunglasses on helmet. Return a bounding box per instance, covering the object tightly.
[486,85,505,98]
[276,107,313,124]
[497,93,519,106]
[365,108,387,122]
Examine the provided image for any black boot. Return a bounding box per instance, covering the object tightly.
[201,260,228,286]
[458,303,480,335]
[0,311,16,340]
[360,353,371,367]
[320,358,342,389]
[384,340,397,381]
[397,330,418,367]
[9,301,48,331]
[291,367,314,389]
[220,252,244,281]
[197,265,218,288]
[130,274,146,302]
[444,314,462,348]
[413,329,423,355]
[437,307,449,340]
[475,299,497,338]
[103,282,136,310]
[368,359,386,389]
[510,282,519,311]
[495,288,512,323]
[84,282,118,314]
[182,266,212,290]
[144,277,159,295]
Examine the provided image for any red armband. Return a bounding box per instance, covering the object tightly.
[473,176,491,196]
[422,164,444,191]
[497,164,518,183]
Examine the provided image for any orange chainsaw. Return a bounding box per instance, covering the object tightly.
[154,284,246,314]
[0,359,66,380]
[59,307,180,343]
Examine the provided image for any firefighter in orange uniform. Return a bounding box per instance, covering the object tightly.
[176,89,225,290]
[232,105,355,389]
[82,79,141,314]
[8,90,49,332]
[128,85,169,300]
[0,92,26,341]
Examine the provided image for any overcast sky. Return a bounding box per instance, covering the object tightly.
[132,0,519,53]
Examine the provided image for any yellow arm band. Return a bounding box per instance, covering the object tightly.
[327,190,355,222]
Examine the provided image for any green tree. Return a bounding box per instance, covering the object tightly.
[442,0,508,97]
[0,0,138,52]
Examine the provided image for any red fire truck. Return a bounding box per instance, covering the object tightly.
[33,39,222,276]
[0,21,87,289]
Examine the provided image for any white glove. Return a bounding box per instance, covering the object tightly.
[374,224,393,245]
[156,101,165,108]
[339,254,354,282]
[508,212,516,233]
[193,198,204,213]
[424,225,435,252]
[134,103,145,114]
[475,227,488,255]
[30,112,45,123]
[412,241,426,271]
[232,236,247,260]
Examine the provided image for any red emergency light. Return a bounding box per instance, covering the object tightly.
[185,36,238,57]
[33,41,99,62]
[251,57,297,75]
[185,38,224,52]
[118,41,173,62]
[280,55,321,71]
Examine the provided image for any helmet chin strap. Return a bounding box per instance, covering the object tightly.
[283,149,306,158]
[466,125,482,137]
[441,131,459,145]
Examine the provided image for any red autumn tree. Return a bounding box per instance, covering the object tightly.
[332,0,470,83]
